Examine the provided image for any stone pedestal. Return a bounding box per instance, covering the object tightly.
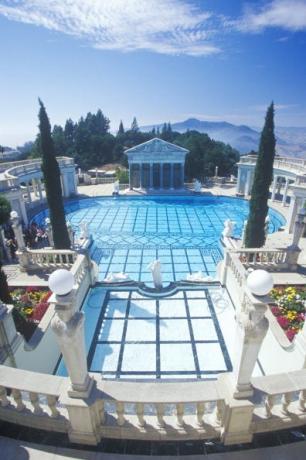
[0,303,22,366]
[232,290,269,399]
[51,291,93,399]
[218,374,254,445]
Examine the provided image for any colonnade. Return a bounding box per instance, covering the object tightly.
[24,177,44,204]
[129,162,184,190]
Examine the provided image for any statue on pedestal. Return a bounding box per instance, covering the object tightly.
[148,260,163,289]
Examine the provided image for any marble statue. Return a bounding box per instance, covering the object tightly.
[186,272,215,282]
[264,216,270,238]
[193,179,201,193]
[104,272,130,283]
[222,219,234,238]
[148,260,163,289]
[80,222,89,240]
[113,180,120,195]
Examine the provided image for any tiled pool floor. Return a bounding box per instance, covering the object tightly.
[56,286,238,379]
[33,196,285,284]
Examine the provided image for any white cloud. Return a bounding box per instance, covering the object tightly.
[237,0,306,32]
[0,0,221,56]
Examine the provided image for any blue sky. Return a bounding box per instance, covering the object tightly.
[1,0,306,146]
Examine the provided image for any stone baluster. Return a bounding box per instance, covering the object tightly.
[29,392,43,415]
[214,400,223,425]
[12,389,25,411]
[136,402,145,427]
[47,395,60,418]
[97,399,105,424]
[264,395,274,418]
[115,401,125,426]
[196,402,205,426]
[176,402,184,427]
[0,386,10,407]
[281,392,292,415]
[156,403,165,427]
[298,390,306,411]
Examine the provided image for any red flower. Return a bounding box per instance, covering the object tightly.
[277,316,290,329]
[31,302,49,322]
[286,328,296,341]
[271,306,282,316]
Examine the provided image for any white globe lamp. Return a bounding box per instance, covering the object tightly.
[10,210,18,220]
[49,269,74,296]
[246,269,274,296]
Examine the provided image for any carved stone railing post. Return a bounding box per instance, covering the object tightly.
[50,280,100,445]
[10,211,30,271]
[285,208,306,270]
[232,289,269,399]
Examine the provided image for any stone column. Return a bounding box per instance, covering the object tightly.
[0,302,22,367]
[160,163,164,189]
[129,163,132,190]
[51,290,100,445]
[150,163,153,189]
[236,167,242,194]
[170,163,174,190]
[285,208,306,270]
[282,177,290,206]
[139,163,143,189]
[286,195,302,233]
[181,163,184,188]
[10,211,29,271]
[271,175,278,201]
[51,290,93,398]
[245,169,252,196]
[232,289,269,399]
[37,179,43,201]
[45,218,54,247]
[26,182,32,203]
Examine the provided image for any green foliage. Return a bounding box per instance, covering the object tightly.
[177,131,239,180]
[245,103,276,248]
[0,195,11,226]
[116,168,129,184]
[38,99,71,249]
[27,108,240,178]
[0,261,11,303]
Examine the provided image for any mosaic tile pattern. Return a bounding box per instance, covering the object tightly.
[33,196,285,283]
[84,288,233,379]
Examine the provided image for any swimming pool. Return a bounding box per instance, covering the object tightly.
[33,195,285,284]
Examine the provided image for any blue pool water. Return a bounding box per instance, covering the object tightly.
[34,195,285,284]
[49,195,285,379]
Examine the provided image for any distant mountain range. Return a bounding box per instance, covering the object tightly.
[140,118,306,158]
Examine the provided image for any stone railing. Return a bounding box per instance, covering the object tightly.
[0,365,68,432]
[4,157,75,180]
[236,248,289,270]
[239,155,306,176]
[24,248,77,270]
[252,369,306,433]
[1,364,306,444]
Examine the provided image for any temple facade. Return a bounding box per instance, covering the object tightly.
[125,138,189,190]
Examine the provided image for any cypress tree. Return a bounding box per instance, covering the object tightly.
[245,103,276,248]
[0,195,12,303]
[118,120,125,135]
[131,117,139,132]
[38,99,70,249]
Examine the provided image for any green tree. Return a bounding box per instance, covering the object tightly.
[0,195,12,303]
[131,117,139,132]
[118,120,125,135]
[245,103,276,248]
[38,99,70,249]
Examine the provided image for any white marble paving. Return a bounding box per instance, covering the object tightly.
[160,343,195,372]
[121,344,156,372]
[191,318,218,341]
[159,299,186,317]
[125,319,156,341]
[187,298,211,317]
[159,319,190,341]
[196,343,227,371]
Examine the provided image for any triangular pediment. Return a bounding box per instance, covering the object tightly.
[125,138,189,155]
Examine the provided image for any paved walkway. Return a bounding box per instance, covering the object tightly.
[1,436,306,459]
